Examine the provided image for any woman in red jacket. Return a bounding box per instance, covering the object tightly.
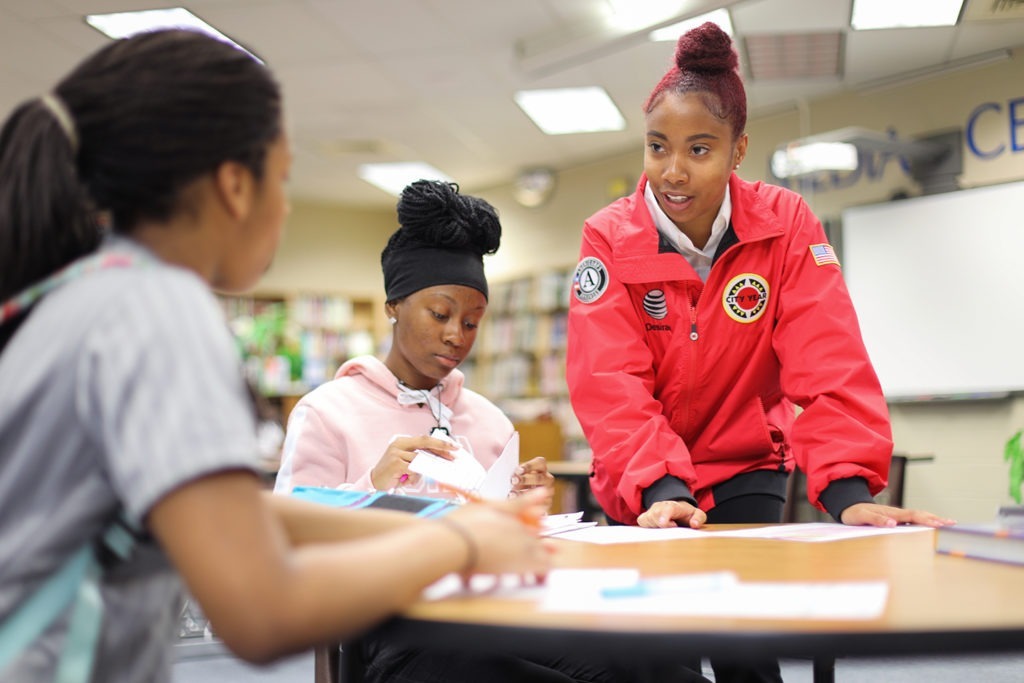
[566,22,952,682]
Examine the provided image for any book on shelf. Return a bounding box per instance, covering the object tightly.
[934,521,1024,567]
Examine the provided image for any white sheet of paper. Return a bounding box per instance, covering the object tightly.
[477,431,519,500]
[408,435,486,493]
[553,525,708,544]
[539,569,888,620]
[540,511,598,537]
[422,568,889,620]
[423,572,549,602]
[551,523,932,544]
[710,522,932,542]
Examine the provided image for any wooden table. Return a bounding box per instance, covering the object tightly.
[330,527,1024,683]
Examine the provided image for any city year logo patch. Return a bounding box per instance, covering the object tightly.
[573,256,609,304]
[642,289,668,319]
[722,273,769,323]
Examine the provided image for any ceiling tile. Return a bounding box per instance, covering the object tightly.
[744,32,843,80]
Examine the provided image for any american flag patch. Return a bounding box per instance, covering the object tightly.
[809,243,840,267]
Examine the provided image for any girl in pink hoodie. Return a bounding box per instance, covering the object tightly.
[274,180,554,500]
[273,179,702,683]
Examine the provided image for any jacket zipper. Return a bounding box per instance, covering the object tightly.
[679,285,700,434]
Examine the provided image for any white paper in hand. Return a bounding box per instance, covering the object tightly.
[477,432,519,500]
[408,434,486,493]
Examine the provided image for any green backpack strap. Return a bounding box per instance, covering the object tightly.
[0,515,138,683]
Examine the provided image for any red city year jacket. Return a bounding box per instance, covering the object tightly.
[566,174,892,525]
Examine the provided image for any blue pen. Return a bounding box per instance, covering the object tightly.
[601,571,736,599]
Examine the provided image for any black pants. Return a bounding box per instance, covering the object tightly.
[610,492,787,683]
[360,635,711,683]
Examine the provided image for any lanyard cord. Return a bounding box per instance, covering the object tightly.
[396,380,452,434]
[0,252,135,325]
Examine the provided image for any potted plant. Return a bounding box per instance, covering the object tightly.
[1002,431,1024,528]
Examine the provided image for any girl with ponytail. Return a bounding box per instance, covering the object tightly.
[0,29,552,682]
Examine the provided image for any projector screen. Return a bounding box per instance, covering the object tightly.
[841,180,1024,400]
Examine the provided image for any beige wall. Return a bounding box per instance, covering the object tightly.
[256,201,393,300]
[269,49,1024,523]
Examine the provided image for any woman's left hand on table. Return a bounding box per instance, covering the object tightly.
[840,502,955,527]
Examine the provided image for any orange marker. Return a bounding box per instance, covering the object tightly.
[436,481,542,531]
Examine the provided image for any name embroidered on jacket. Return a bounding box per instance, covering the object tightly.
[722,273,769,323]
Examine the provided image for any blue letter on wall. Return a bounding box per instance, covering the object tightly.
[966,102,1003,159]
[1010,97,1024,152]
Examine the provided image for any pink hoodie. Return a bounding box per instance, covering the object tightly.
[273,355,514,496]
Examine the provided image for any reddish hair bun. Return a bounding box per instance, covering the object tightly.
[643,21,746,139]
[675,22,738,75]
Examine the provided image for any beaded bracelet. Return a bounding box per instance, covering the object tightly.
[436,517,478,575]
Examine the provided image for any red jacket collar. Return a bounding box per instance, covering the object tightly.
[625,173,785,247]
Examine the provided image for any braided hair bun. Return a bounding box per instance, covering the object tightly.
[390,180,500,257]
[381,180,501,301]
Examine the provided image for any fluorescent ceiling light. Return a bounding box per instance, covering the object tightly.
[650,9,734,41]
[851,0,964,30]
[606,0,684,31]
[85,7,258,60]
[514,87,625,135]
[357,162,454,196]
[771,142,858,178]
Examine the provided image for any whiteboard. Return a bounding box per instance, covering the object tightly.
[841,180,1024,400]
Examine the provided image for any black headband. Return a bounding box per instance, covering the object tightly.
[382,245,489,302]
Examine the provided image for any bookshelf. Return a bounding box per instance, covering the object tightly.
[461,267,588,461]
[219,291,387,422]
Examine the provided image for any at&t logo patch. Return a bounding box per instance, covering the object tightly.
[573,257,609,304]
[642,289,667,319]
[722,273,769,323]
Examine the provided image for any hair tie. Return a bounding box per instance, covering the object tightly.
[40,93,79,154]
[436,517,478,576]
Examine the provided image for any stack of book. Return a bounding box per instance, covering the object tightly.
[934,506,1024,566]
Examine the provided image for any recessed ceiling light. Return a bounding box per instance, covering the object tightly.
[771,142,859,178]
[85,7,258,60]
[357,162,454,196]
[514,87,625,135]
[606,0,686,31]
[851,0,964,30]
[649,9,734,41]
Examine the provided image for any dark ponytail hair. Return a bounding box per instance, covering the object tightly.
[643,21,747,140]
[0,29,282,305]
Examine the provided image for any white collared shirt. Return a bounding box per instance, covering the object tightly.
[644,181,732,282]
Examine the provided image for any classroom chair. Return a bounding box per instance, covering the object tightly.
[315,642,363,683]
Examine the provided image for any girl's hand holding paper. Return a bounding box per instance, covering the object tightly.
[370,434,455,491]
[408,433,487,493]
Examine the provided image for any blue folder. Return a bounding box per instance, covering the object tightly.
[290,486,456,518]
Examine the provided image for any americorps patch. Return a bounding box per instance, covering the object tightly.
[573,256,609,304]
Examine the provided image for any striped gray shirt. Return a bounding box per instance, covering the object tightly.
[0,236,259,682]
